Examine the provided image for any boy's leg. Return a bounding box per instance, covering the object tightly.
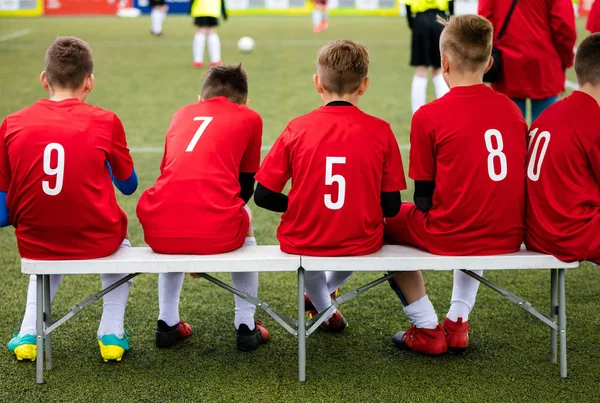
[325,271,352,294]
[432,68,449,99]
[97,238,133,362]
[411,67,428,114]
[8,274,63,360]
[156,272,193,348]
[193,26,207,67]
[150,3,167,36]
[321,3,328,29]
[206,26,222,66]
[232,206,268,351]
[510,98,527,119]
[531,96,557,121]
[443,269,482,353]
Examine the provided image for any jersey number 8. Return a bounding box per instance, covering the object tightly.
[484,129,508,182]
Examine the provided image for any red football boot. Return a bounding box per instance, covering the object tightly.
[304,288,340,311]
[443,317,469,354]
[392,324,448,355]
[193,61,204,69]
[307,309,348,333]
[210,61,223,67]
[320,20,329,31]
[156,320,193,348]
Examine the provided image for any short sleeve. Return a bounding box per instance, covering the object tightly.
[408,109,436,181]
[254,126,292,193]
[0,120,11,192]
[108,115,135,181]
[382,127,407,192]
[240,115,263,173]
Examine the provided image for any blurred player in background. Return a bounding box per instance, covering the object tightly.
[150,0,168,36]
[386,15,527,354]
[525,34,600,264]
[587,0,600,33]
[255,41,446,351]
[406,0,453,114]
[137,65,269,352]
[191,0,227,68]
[312,0,329,33]
[1,37,138,363]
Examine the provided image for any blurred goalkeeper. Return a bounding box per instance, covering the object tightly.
[190,0,228,68]
[406,0,453,114]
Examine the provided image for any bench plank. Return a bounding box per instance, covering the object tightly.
[22,246,300,274]
[300,245,579,271]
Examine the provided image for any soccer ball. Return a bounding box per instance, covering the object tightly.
[237,36,255,53]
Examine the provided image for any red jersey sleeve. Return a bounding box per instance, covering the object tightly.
[0,120,10,192]
[408,109,436,181]
[477,0,493,21]
[240,115,263,173]
[549,0,577,69]
[108,115,134,181]
[255,126,292,192]
[382,128,407,192]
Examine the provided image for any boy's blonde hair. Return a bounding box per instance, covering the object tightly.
[317,39,369,95]
[45,36,94,90]
[438,15,493,72]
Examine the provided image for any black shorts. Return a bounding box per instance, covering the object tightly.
[150,0,166,6]
[410,9,447,68]
[194,16,219,27]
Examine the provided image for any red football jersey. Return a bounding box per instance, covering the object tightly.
[0,98,134,260]
[525,91,600,262]
[409,84,527,255]
[255,104,406,256]
[136,97,262,254]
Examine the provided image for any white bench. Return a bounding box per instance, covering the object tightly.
[22,245,578,384]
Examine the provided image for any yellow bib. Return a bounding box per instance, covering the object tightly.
[407,0,449,13]
[191,0,221,18]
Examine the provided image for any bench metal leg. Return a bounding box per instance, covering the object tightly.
[550,269,558,364]
[36,275,44,384]
[298,267,306,382]
[558,269,567,378]
[43,275,53,371]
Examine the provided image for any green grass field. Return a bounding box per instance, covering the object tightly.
[1,15,599,402]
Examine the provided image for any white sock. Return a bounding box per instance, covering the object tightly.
[160,9,167,23]
[432,74,449,99]
[403,295,438,329]
[207,33,221,64]
[325,271,353,294]
[158,272,185,327]
[312,10,322,26]
[193,32,206,63]
[150,9,162,34]
[304,271,336,321]
[322,11,328,22]
[411,75,428,114]
[231,237,258,330]
[97,273,132,339]
[446,270,483,322]
[19,275,63,336]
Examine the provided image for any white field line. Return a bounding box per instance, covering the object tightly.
[565,80,578,91]
[0,29,32,42]
[0,39,409,50]
[131,144,411,153]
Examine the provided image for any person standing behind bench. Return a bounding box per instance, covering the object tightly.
[406,0,453,114]
[1,37,139,363]
[385,15,527,354]
[255,40,446,354]
[137,65,269,352]
[525,34,600,264]
[479,0,576,121]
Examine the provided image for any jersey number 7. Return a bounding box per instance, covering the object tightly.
[186,117,214,152]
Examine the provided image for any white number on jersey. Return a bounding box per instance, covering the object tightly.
[527,128,551,182]
[324,157,346,210]
[42,143,65,196]
[484,129,508,182]
[186,117,214,152]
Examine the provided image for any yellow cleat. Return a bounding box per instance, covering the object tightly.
[98,333,130,362]
[8,333,37,361]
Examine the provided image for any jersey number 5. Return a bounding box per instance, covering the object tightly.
[484,129,508,182]
[42,143,65,196]
[186,117,214,152]
[325,157,346,210]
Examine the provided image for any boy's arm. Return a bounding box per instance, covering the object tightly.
[549,0,577,70]
[408,109,436,212]
[108,115,138,195]
[239,115,263,204]
[414,180,435,212]
[448,0,454,16]
[254,126,292,213]
[381,127,407,218]
[0,121,11,227]
[221,0,228,20]
[406,4,413,29]
[381,191,401,218]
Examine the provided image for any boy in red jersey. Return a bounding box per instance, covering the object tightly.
[525,33,600,263]
[137,65,269,352]
[385,15,527,354]
[255,40,446,354]
[1,37,138,362]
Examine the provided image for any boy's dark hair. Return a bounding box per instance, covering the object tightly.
[201,65,248,104]
[45,36,94,90]
[438,14,493,72]
[317,39,369,95]
[575,33,600,86]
